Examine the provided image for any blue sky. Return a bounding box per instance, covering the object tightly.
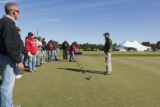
[0,0,160,44]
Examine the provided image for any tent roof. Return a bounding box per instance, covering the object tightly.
[121,41,151,51]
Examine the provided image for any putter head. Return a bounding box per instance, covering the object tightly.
[80,66,84,69]
[86,76,92,80]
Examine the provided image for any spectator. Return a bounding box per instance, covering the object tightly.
[103,32,112,75]
[15,27,27,79]
[41,38,47,63]
[62,40,69,60]
[69,42,76,62]
[36,36,43,66]
[0,2,23,107]
[24,37,29,67]
[25,32,37,72]
[47,40,54,62]
[53,40,59,61]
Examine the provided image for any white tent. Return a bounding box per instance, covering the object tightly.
[121,41,151,51]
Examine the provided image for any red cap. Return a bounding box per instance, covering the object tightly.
[28,32,34,36]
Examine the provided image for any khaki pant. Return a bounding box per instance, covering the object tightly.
[104,53,112,74]
[36,50,42,66]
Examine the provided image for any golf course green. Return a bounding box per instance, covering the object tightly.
[11,52,160,107]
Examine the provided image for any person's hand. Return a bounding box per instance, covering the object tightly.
[28,52,32,57]
[17,62,24,71]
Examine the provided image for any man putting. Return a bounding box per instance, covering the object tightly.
[104,32,112,75]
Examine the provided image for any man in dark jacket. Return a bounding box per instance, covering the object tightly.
[104,32,112,75]
[62,40,69,60]
[0,2,23,107]
[15,27,27,79]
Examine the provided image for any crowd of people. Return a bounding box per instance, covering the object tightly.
[16,29,77,77]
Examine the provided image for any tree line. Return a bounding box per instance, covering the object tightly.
[141,41,160,51]
[54,41,160,51]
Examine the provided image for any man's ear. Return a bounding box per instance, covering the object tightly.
[13,10,16,16]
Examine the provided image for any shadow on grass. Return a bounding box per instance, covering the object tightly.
[57,68,104,75]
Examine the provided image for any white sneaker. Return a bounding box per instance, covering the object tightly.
[13,104,22,107]
[33,69,38,72]
[15,75,23,79]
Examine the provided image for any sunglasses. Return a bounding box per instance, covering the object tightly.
[15,10,20,13]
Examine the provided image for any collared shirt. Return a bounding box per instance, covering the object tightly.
[5,15,16,23]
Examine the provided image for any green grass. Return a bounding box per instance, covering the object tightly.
[81,51,160,56]
[12,53,160,107]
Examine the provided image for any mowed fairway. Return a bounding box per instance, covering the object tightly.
[13,55,160,107]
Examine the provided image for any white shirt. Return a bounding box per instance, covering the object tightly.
[5,15,16,23]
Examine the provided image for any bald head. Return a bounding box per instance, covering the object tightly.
[5,2,18,14]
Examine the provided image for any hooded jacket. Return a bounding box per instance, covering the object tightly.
[25,37,37,54]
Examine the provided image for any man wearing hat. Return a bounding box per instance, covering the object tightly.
[14,27,27,79]
[104,32,112,75]
[25,32,37,72]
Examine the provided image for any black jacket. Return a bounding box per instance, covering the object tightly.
[104,38,112,53]
[62,41,69,50]
[0,16,22,63]
[18,35,27,55]
[42,40,47,50]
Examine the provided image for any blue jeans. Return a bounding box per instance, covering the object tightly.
[15,53,23,76]
[24,54,28,67]
[41,50,46,63]
[0,54,16,107]
[28,54,36,70]
[48,50,53,62]
[69,52,76,61]
[53,50,57,60]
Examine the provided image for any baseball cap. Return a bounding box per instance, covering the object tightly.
[28,32,34,36]
[103,32,110,36]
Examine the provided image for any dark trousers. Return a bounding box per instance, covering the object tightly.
[23,54,28,67]
[63,50,68,60]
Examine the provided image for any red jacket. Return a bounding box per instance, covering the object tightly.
[70,43,76,52]
[25,37,37,54]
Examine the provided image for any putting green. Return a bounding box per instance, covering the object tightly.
[13,55,160,107]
